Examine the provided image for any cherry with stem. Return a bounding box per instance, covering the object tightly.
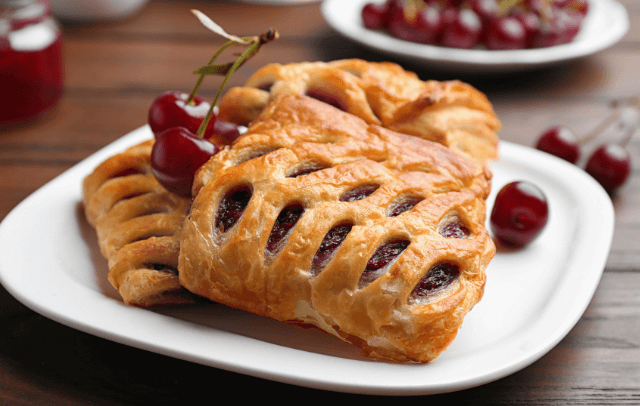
[150,11,279,197]
[585,123,635,194]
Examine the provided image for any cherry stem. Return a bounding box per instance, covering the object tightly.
[619,123,638,147]
[579,96,640,146]
[186,40,238,105]
[195,28,278,138]
[579,113,619,146]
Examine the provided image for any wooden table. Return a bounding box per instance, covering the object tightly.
[1,0,638,403]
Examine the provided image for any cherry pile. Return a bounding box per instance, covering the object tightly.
[148,11,278,197]
[362,0,588,50]
[534,100,637,194]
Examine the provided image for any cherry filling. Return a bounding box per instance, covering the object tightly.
[287,163,327,178]
[265,203,305,255]
[144,263,178,275]
[359,239,410,286]
[339,184,379,202]
[439,221,470,239]
[387,196,423,217]
[305,89,347,112]
[412,263,459,297]
[310,223,353,274]
[215,185,252,232]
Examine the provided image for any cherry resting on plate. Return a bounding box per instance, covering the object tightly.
[150,127,218,197]
[585,143,632,193]
[535,125,581,163]
[490,181,549,248]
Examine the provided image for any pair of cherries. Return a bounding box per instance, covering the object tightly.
[149,91,240,197]
[147,12,279,197]
[536,116,634,194]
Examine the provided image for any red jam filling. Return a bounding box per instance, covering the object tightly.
[387,197,423,217]
[440,221,470,239]
[265,203,305,255]
[339,184,379,202]
[310,223,353,274]
[0,11,64,125]
[215,185,252,232]
[287,163,327,178]
[359,239,410,285]
[412,263,459,297]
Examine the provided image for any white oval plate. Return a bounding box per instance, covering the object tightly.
[0,126,614,395]
[321,0,629,72]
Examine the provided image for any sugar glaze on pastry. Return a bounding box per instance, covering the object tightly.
[180,95,496,362]
[217,59,500,164]
[82,140,196,307]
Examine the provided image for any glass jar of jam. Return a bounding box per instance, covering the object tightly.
[0,0,64,126]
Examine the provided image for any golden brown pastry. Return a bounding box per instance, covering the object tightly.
[217,59,500,164]
[180,95,495,362]
[82,140,197,307]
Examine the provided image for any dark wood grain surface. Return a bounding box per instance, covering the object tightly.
[1,0,639,403]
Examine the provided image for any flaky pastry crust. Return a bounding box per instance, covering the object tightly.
[82,140,196,307]
[217,59,500,163]
[180,95,495,362]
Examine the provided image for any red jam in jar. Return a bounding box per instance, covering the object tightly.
[0,0,64,126]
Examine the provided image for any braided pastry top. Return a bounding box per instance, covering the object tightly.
[82,140,196,307]
[181,95,495,362]
[216,59,500,164]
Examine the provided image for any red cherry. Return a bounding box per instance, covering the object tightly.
[552,7,582,43]
[531,7,582,48]
[362,2,390,30]
[511,10,540,48]
[484,16,527,50]
[531,21,563,48]
[386,4,417,42]
[416,5,445,45]
[470,0,499,23]
[206,119,242,146]
[150,127,218,197]
[438,6,459,42]
[585,144,632,193]
[148,91,213,136]
[387,4,443,44]
[490,181,549,248]
[535,125,581,163]
[441,8,482,49]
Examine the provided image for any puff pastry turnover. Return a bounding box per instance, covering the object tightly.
[217,59,500,164]
[82,140,197,307]
[180,95,496,362]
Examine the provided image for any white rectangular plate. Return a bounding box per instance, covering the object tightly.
[0,126,614,395]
